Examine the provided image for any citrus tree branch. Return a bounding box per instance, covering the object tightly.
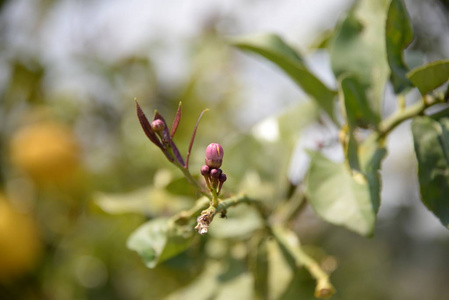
[377,93,447,139]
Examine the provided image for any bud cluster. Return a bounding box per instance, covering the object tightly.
[201,143,227,196]
[195,143,228,235]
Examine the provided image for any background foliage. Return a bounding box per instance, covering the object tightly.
[0,0,449,299]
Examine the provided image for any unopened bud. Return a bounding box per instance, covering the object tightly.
[210,168,222,179]
[200,165,210,176]
[219,173,227,183]
[151,119,165,132]
[205,143,224,169]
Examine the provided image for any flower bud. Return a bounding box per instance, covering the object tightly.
[200,165,210,176]
[219,173,227,183]
[205,143,224,169]
[210,168,222,179]
[151,119,165,132]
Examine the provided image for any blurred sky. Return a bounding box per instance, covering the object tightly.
[1,0,351,121]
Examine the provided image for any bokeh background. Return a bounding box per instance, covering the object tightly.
[1,0,449,299]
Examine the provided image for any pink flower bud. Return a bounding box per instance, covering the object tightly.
[151,119,165,132]
[200,165,210,176]
[205,143,224,169]
[210,168,222,179]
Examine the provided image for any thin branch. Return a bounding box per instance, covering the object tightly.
[377,93,446,140]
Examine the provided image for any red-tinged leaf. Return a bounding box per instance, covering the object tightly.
[170,140,185,167]
[186,109,209,169]
[135,101,164,149]
[171,102,182,138]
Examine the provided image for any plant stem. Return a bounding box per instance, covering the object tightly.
[377,94,446,140]
[173,197,210,225]
[216,194,269,219]
[272,226,335,299]
[211,189,219,207]
[174,194,268,223]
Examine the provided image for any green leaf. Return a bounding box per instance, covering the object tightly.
[345,131,361,171]
[412,116,449,228]
[329,0,390,112]
[339,75,380,129]
[306,153,377,236]
[231,33,337,122]
[127,218,195,268]
[407,60,449,95]
[250,236,269,300]
[359,137,388,213]
[386,0,414,93]
[165,176,198,196]
[209,205,264,239]
[94,187,191,216]
[165,260,254,300]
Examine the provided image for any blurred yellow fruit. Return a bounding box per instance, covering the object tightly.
[0,195,42,281]
[10,121,80,182]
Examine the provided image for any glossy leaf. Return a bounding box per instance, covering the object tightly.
[306,152,376,236]
[412,116,449,228]
[127,218,195,268]
[386,0,414,93]
[329,0,390,112]
[231,33,337,122]
[339,75,380,129]
[407,59,449,95]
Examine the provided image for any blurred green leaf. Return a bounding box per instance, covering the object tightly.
[412,116,449,228]
[407,60,449,95]
[94,187,192,216]
[339,75,380,129]
[272,226,335,298]
[329,0,390,112]
[165,258,253,300]
[127,218,195,268]
[164,260,221,300]
[345,131,361,171]
[250,236,269,300]
[359,137,387,213]
[165,175,198,196]
[266,239,294,299]
[306,152,376,236]
[209,205,264,239]
[386,0,414,94]
[4,60,45,106]
[231,33,337,122]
